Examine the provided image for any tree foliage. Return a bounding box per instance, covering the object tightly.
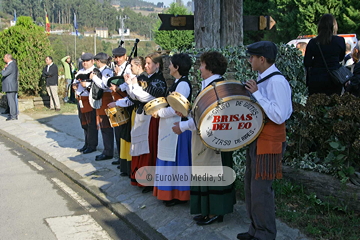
[0,16,53,96]
[244,0,360,44]
[1,0,158,37]
[153,3,194,50]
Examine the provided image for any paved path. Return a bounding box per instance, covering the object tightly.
[0,109,309,240]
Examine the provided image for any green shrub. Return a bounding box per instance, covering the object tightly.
[286,93,360,180]
[0,16,53,96]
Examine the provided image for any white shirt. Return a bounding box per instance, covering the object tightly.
[74,66,95,96]
[91,65,112,92]
[158,77,191,118]
[47,62,53,72]
[252,64,293,124]
[117,61,135,78]
[179,74,222,132]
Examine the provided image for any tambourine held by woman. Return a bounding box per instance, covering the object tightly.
[166,92,191,117]
[144,97,168,115]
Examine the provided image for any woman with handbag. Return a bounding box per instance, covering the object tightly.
[304,14,346,96]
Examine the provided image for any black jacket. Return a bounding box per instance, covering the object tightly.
[42,63,59,86]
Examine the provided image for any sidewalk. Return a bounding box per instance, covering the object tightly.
[0,109,309,240]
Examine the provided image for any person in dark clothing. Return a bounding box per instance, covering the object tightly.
[304,14,346,96]
[1,54,19,120]
[345,41,360,96]
[42,56,61,111]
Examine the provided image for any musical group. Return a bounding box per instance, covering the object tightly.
[72,40,292,240]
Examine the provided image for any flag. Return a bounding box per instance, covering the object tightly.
[13,10,17,22]
[46,14,50,34]
[74,13,78,36]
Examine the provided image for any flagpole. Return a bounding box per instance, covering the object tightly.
[74,13,77,62]
[74,30,77,59]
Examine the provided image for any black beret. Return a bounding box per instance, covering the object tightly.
[81,53,94,61]
[246,41,277,60]
[94,52,109,60]
[112,47,126,57]
[107,76,125,87]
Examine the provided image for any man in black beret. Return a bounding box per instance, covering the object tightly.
[90,52,116,161]
[109,45,134,165]
[72,52,98,154]
[237,41,293,240]
[112,47,134,78]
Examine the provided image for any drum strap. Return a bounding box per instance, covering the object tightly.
[257,71,283,85]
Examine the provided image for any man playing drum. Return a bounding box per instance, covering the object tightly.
[237,41,292,240]
[172,51,236,225]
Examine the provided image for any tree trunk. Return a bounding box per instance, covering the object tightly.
[282,166,360,213]
[194,0,243,48]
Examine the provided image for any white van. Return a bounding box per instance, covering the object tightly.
[287,34,358,50]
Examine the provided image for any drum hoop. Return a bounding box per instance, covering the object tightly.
[197,95,265,152]
[192,80,244,110]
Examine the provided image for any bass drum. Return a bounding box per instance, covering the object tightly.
[192,80,265,152]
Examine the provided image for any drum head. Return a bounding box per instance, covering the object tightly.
[197,96,264,152]
[144,97,168,115]
[167,92,190,117]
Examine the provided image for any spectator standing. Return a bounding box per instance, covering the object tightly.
[343,43,354,66]
[1,54,19,121]
[42,56,61,111]
[77,52,85,72]
[345,41,360,96]
[296,42,307,57]
[304,14,345,96]
[61,55,76,103]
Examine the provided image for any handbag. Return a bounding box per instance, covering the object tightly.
[317,42,353,85]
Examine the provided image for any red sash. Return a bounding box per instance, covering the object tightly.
[256,120,286,180]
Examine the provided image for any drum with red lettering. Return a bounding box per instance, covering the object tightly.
[192,80,264,152]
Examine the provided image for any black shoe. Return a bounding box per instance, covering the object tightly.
[1,111,9,114]
[142,186,153,193]
[83,148,96,154]
[193,215,206,221]
[77,146,87,152]
[196,215,223,225]
[112,159,121,165]
[95,154,113,161]
[5,117,17,121]
[236,232,253,240]
[120,172,128,176]
[165,199,187,207]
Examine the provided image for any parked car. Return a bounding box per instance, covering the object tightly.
[287,34,358,50]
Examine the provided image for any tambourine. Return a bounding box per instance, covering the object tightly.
[143,97,168,115]
[166,92,191,117]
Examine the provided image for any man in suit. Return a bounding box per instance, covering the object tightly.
[1,54,19,121]
[42,56,61,111]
